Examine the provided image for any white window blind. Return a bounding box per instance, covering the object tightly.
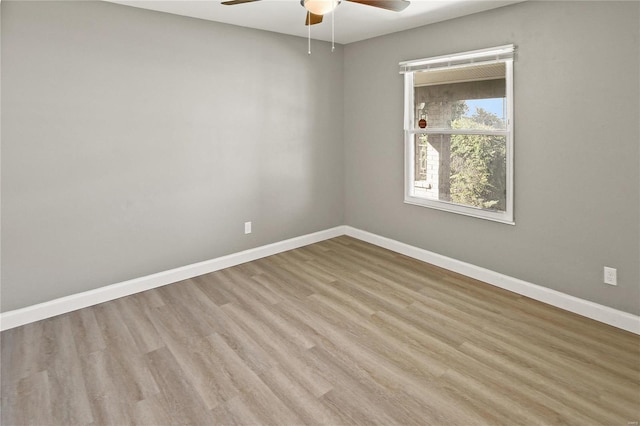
[399,45,514,74]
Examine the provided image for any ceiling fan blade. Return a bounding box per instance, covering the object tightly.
[346,0,410,12]
[305,12,323,26]
[221,0,261,5]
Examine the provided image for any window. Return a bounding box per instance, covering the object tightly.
[400,45,514,224]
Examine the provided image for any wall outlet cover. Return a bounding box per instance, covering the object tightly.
[604,267,617,286]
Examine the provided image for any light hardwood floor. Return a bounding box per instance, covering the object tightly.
[2,236,639,425]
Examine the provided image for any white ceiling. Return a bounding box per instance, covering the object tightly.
[104,0,524,44]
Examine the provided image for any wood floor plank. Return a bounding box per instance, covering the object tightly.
[132,394,172,425]
[407,298,636,414]
[79,350,138,425]
[43,315,95,425]
[131,287,166,309]
[1,322,47,384]
[224,394,267,425]
[3,371,52,426]
[457,340,628,425]
[219,269,316,350]
[191,273,234,305]
[112,296,164,355]
[144,346,214,425]
[90,304,160,402]
[258,365,344,425]
[308,344,468,425]
[69,307,107,357]
[219,302,334,398]
[279,298,474,422]
[2,235,639,425]
[156,330,245,411]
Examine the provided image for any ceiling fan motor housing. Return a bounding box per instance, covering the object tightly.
[301,0,341,16]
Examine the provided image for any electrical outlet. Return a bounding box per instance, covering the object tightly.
[604,267,617,286]
[244,221,252,234]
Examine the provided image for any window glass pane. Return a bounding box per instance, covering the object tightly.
[413,63,506,130]
[413,133,507,212]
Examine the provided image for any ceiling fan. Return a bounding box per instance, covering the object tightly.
[221,0,411,26]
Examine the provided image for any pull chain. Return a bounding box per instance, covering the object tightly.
[307,11,311,55]
[331,7,335,52]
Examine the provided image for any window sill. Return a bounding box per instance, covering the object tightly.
[404,195,515,225]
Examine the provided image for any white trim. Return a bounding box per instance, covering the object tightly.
[407,129,508,136]
[3,224,638,335]
[404,196,515,225]
[0,226,346,331]
[402,49,515,225]
[344,226,640,335]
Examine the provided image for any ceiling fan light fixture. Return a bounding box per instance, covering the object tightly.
[303,0,339,16]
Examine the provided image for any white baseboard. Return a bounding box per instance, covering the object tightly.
[0,226,346,331]
[3,224,638,335]
[344,226,640,335]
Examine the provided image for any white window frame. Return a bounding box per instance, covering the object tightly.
[400,45,515,225]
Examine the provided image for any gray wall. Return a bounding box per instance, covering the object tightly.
[1,1,344,311]
[3,1,639,317]
[344,1,640,315]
